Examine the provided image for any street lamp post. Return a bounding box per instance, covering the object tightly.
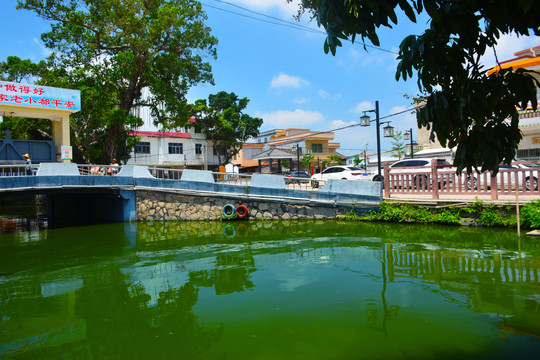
[403,128,415,159]
[360,100,394,179]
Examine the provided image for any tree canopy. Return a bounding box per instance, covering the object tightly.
[294,0,540,173]
[190,91,263,166]
[13,0,218,163]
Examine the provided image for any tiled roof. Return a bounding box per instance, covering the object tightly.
[131,130,191,139]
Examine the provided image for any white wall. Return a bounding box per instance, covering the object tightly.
[127,128,221,168]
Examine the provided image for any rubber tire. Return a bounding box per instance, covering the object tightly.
[414,175,428,189]
[236,205,248,219]
[311,180,319,188]
[466,176,478,190]
[222,204,236,217]
[526,176,538,191]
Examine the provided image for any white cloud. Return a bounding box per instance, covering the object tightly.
[344,45,397,70]
[256,109,324,127]
[270,72,309,88]
[388,105,417,135]
[318,89,329,98]
[318,89,341,100]
[350,101,375,113]
[480,34,540,68]
[331,119,357,128]
[330,119,370,156]
[292,97,310,104]
[33,37,52,57]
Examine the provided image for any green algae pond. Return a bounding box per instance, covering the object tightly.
[0,220,539,359]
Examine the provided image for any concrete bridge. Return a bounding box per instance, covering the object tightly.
[0,163,382,225]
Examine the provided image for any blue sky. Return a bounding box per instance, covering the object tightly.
[1,0,539,157]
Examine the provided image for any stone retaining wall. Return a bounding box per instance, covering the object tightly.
[136,190,358,221]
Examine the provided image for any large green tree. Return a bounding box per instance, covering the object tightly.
[0,57,54,142]
[16,0,218,163]
[294,0,540,173]
[190,91,263,166]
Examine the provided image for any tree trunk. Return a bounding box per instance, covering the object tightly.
[103,123,123,163]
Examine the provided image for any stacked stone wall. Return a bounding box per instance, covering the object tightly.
[136,190,352,221]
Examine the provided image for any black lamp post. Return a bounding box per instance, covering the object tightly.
[360,100,394,179]
[403,128,415,159]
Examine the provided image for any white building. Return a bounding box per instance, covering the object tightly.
[127,126,221,169]
[127,89,219,169]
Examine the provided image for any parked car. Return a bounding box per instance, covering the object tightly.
[310,166,377,188]
[388,158,454,189]
[466,163,539,190]
[284,171,311,184]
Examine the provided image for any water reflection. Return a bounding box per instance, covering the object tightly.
[0,221,539,358]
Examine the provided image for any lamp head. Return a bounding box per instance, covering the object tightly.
[383,124,394,137]
[360,113,371,126]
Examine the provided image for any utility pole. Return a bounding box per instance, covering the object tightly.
[203,145,207,170]
[363,149,367,171]
[296,144,300,172]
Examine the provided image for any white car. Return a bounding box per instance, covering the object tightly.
[310,166,377,188]
[388,158,454,189]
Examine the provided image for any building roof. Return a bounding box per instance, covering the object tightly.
[252,147,298,161]
[131,130,191,139]
[414,147,455,158]
[269,131,334,146]
[487,56,540,75]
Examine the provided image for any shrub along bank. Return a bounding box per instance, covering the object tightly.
[344,199,540,229]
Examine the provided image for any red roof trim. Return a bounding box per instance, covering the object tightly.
[130,130,191,139]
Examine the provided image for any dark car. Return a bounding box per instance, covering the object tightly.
[285,171,311,184]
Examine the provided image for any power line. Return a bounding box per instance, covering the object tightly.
[306,106,416,137]
[254,106,417,157]
[208,0,320,33]
[202,0,399,55]
[202,3,320,34]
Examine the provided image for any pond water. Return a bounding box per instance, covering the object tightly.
[0,220,539,359]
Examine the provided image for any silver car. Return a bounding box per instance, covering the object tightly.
[466,164,539,191]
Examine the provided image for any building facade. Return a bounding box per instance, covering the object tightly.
[232,128,343,174]
[127,127,221,169]
[126,88,219,169]
[417,46,540,161]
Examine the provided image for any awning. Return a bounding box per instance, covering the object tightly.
[252,147,297,161]
[487,57,540,75]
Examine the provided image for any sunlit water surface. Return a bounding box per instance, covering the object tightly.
[1,220,539,359]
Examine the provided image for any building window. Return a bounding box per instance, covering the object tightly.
[517,148,540,159]
[168,142,183,154]
[195,126,202,134]
[312,144,323,153]
[135,142,150,154]
[195,143,202,155]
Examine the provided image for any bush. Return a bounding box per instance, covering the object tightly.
[347,200,520,228]
[521,199,540,229]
